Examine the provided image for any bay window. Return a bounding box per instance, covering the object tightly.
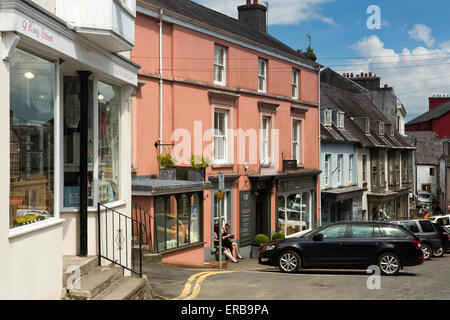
[9,48,56,229]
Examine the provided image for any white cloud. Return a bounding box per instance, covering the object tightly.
[336,35,450,121]
[192,0,335,26]
[408,24,435,48]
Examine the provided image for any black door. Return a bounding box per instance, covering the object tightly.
[303,223,349,267]
[342,224,381,266]
[255,189,270,237]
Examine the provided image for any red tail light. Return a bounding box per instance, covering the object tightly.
[445,233,450,241]
[412,240,421,251]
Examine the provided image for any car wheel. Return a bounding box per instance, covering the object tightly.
[421,244,432,260]
[433,245,444,257]
[278,251,301,273]
[378,253,401,276]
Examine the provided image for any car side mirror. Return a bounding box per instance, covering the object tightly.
[312,234,324,241]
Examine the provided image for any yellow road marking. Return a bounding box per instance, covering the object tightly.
[173,271,209,300]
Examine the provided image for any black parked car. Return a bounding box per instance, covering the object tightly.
[258,221,424,276]
[432,222,450,254]
[389,219,444,259]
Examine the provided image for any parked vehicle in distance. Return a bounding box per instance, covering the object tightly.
[432,222,450,254]
[258,221,424,276]
[428,215,450,229]
[416,191,431,208]
[390,219,444,259]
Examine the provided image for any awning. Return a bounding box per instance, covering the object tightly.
[322,186,366,202]
[366,189,409,203]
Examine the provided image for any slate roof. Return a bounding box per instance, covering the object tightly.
[139,0,319,68]
[407,102,450,125]
[320,80,412,149]
[406,132,448,165]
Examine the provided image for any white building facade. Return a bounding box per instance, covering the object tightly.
[0,0,138,299]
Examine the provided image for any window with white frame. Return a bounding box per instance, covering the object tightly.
[292,119,302,164]
[365,118,370,133]
[214,45,226,85]
[325,154,331,186]
[214,109,228,163]
[258,58,267,92]
[292,69,299,99]
[337,112,345,129]
[379,123,385,136]
[349,154,354,184]
[324,109,332,127]
[337,154,343,184]
[261,116,271,164]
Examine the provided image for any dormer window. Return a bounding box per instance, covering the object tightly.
[379,123,385,136]
[390,124,394,137]
[365,118,370,133]
[337,112,345,129]
[324,109,332,127]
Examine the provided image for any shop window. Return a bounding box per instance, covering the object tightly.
[155,197,166,251]
[63,76,94,207]
[190,194,201,243]
[165,196,178,249]
[9,48,55,229]
[278,192,311,236]
[98,81,121,203]
[177,194,190,246]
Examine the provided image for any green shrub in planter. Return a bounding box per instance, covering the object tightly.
[271,232,285,241]
[157,153,177,168]
[253,234,270,246]
[190,155,211,169]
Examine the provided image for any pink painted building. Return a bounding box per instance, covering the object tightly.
[130,0,321,266]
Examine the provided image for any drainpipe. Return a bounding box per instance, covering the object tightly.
[318,67,323,228]
[159,9,164,155]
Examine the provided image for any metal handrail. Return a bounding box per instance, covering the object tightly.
[98,203,143,277]
[132,201,157,253]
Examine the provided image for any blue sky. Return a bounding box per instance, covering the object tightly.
[194,0,450,122]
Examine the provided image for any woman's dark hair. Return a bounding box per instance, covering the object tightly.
[214,224,220,234]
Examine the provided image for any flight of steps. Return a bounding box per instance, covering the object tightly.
[62,256,149,300]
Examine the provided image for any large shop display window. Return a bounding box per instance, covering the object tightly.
[63,76,94,207]
[278,192,311,236]
[98,81,120,204]
[9,49,55,229]
[154,193,202,252]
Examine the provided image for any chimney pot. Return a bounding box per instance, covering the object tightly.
[369,72,372,77]
[384,84,388,88]
[351,73,354,77]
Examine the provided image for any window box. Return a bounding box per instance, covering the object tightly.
[160,168,177,180]
[187,169,206,182]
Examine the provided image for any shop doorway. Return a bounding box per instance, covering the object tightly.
[255,189,270,237]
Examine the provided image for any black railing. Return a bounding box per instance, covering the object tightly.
[133,201,156,254]
[98,203,143,277]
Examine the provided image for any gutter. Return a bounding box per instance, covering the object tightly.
[159,9,163,154]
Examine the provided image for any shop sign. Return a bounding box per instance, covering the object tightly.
[217,191,224,199]
[239,191,255,246]
[278,177,314,194]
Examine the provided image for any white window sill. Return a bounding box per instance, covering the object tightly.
[60,200,127,213]
[9,218,65,239]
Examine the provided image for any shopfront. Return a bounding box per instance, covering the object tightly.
[1,2,138,299]
[321,187,365,225]
[368,190,410,221]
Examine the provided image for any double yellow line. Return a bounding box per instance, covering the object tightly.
[173,270,237,300]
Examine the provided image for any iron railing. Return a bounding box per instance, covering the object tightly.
[98,203,143,277]
[132,201,156,254]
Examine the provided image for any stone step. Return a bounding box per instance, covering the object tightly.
[62,256,98,287]
[143,253,162,264]
[67,266,123,300]
[96,276,147,300]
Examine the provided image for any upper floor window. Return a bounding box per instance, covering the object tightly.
[214,45,226,86]
[292,69,299,99]
[324,154,331,186]
[430,167,435,176]
[362,154,367,183]
[258,58,267,93]
[337,112,345,129]
[379,123,385,136]
[337,154,343,185]
[292,120,302,165]
[261,116,271,165]
[214,109,228,163]
[365,118,370,133]
[349,155,354,184]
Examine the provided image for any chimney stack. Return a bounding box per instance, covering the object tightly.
[238,0,267,33]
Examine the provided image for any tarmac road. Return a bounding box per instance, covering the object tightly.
[144,254,450,300]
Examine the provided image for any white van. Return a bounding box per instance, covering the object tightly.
[417,191,431,207]
[428,215,450,229]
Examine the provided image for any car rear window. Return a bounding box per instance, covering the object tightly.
[419,221,435,233]
[381,226,409,238]
[399,221,419,233]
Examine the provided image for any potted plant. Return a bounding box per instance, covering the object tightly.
[188,155,210,181]
[250,234,269,259]
[157,153,177,180]
[271,232,285,241]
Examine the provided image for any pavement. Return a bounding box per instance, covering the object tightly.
[143,254,450,300]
